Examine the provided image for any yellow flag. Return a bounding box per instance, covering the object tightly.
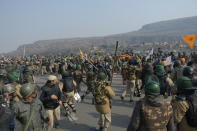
[182,34,196,49]
[79,49,84,58]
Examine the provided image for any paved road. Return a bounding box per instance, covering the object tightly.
[35,74,136,131]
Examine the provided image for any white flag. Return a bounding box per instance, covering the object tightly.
[146,48,154,60]
[149,48,154,55]
[166,56,172,65]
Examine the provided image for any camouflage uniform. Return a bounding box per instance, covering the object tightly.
[121,62,127,85]
[48,61,54,73]
[121,64,137,101]
[127,95,175,131]
[21,66,35,84]
[135,65,142,97]
[59,74,77,116]
[7,71,22,101]
[172,76,197,131]
[41,60,47,75]
[155,65,175,97]
[171,66,183,82]
[81,71,95,101]
[73,68,83,92]
[54,62,59,74]
[173,98,197,131]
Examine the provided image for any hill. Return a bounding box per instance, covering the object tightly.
[10,16,197,56]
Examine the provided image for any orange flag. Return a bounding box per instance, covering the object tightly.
[182,34,196,49]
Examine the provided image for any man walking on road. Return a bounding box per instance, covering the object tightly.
[93,72,115,131]
[40,75,62,131]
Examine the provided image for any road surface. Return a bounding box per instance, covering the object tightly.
[35,74,137,131]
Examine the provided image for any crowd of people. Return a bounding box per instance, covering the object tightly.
[0,48,197,131]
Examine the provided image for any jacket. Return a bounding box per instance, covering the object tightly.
[40,83,61,109]
[13,98,49,131]
[127,95,175,131]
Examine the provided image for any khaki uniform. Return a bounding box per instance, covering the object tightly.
[121,62,127,85]
[98,111,111,130]
[46,106,60,130]
[48,61,54,73]
[122,80,135,100]
[94,85,115,131]
[165,76,175,96]
[73,70,83,92]
[173,100,197,131]
[41,66,47,75]
[156,75,175,97]
[54,63,59,74]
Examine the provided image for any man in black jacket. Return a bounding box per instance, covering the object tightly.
[40,75,62,131]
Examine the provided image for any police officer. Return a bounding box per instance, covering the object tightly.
[40,75,62,130]
[141,63,158,89]
[13,83,50,131]
[93,72,115,131]
[60,71,77,116]
[0,84,15,131]
[7,71,22,102]
[21,66,35,84]
[2,84,18,108]
[182,66,194,79]
[127,81,175,131]
[171,60,183,82]
[81,71,95,101]
[0,69,8,85]
[154,65,174,97]
[120,59,139,102]
[121,59,128,85]
[173,76,197,131]
[73,64,83,92]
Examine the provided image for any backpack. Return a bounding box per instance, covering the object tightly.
[92,82,107,105]
[186,92,197,127]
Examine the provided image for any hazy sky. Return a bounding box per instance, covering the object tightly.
[0,0,197,53]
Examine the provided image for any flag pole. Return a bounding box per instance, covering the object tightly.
[23,45,26,58]
[110,41,119,85]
